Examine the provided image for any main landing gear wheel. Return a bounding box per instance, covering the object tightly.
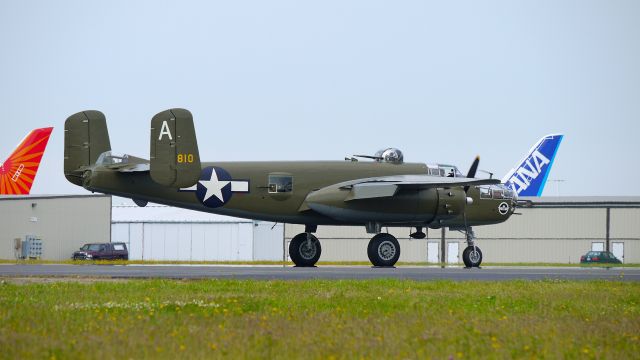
[462,246,483,268]
[367,233,401,267]
[289,233,321,267]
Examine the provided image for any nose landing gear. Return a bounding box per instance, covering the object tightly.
[462,227,482,268]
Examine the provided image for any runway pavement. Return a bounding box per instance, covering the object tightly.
[0,264,638,281]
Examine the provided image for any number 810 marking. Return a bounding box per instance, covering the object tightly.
[177,154,195,163]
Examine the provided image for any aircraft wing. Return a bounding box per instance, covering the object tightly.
[343,175,501,201]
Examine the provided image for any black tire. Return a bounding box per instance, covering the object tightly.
[289,233,321,267]
[462,246,483,268]
[367,233,400,267]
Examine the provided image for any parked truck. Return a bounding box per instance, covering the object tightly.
[72,243,128,260]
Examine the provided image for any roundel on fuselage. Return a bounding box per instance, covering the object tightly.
[195,166,250,208]
[196,167,234,208]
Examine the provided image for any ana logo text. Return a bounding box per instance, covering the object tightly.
[507,150,550,194]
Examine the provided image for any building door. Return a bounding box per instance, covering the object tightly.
[427,242,439,263]
[447,242,459,264]
[591,242,604,252]
[612,242,624,263]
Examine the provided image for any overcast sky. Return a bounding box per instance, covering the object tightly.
[1,0,638,196]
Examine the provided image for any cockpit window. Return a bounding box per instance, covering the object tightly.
[479,186,515,200]
[492,189,516,199]
[427,166,444,176]
[438,165,463,178]
[268,175,293,193]
[492,189,504,199]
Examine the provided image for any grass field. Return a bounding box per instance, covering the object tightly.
[0,279,638,359]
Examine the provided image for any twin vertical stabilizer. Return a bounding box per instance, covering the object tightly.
[63,108,202,189]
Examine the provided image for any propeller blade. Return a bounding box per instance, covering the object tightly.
[464,156,480,193]
[467,156,480,178]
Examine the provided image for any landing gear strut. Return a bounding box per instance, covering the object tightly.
[289,233,321,267]
[462,227,482,268]
[367,233,401,267]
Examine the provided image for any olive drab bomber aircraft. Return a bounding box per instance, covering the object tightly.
[64,109,563,267]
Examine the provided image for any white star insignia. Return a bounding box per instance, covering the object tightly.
[199,170,230,202]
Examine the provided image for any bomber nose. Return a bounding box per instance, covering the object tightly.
[498,183,517,216]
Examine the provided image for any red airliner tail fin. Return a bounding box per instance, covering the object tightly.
[0,127,53,195]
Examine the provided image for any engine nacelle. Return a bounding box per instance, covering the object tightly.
[430,188,467,224]
[305,184,468,225]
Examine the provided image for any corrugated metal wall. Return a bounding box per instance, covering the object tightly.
[253,222,286,261]
[0,196,111,260]
[611,209,640,263]
[111,221,284,261]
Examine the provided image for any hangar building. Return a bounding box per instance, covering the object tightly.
[0,195,638,263]
[0,195,111,260]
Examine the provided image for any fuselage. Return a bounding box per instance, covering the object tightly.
[82,160,516,228]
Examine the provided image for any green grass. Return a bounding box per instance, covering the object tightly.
[0,279,638,359]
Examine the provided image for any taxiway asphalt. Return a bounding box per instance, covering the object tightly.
[0,264,638,281]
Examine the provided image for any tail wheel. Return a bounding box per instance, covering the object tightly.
[367,233,401,267]
[463,246,483,267]
[289,233,321,267]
